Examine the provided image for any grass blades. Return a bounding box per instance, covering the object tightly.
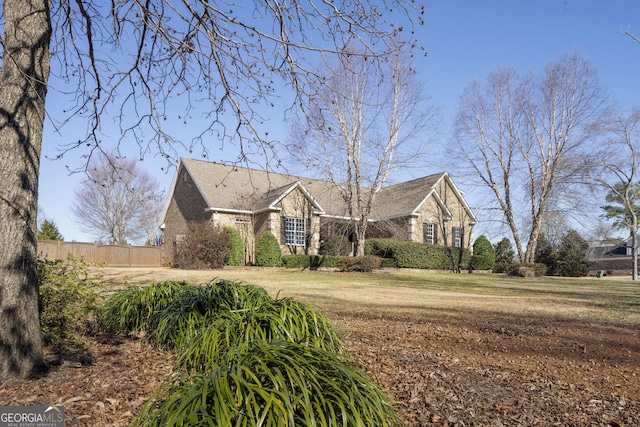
[177,298,344,373]
[102,278,403,426]
[99,280,196,333]
[145,280,272,350]
[133,340,402,427]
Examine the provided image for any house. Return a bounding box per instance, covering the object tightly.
[160,158,478,265]
[588,236,639,275]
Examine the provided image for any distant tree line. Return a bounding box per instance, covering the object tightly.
[483,231,591,277]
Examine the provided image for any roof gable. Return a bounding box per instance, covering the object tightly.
[256,181,325,214]
[411,173,477,224]
[162,158,476,225]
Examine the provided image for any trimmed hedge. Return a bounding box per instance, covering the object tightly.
[472,236,495,270]
[282,255,340,269]
[365,238,471,271]
[224,226,244,266]
[255,231,282,267]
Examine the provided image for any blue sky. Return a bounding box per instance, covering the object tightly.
[38,0,640,242]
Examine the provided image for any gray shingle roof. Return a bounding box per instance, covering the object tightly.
[175,158,474,222]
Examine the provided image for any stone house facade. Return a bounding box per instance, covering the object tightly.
[160,158,477,265]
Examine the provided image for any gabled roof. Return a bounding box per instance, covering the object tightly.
[254,181,325,214]
[161,158,476,225]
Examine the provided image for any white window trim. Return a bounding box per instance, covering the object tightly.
[453,227,463,248]
[285,217,306,246]
[424,223,435,244]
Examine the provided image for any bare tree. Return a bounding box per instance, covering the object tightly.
[287,43,440,256]
[453,52,608,263]
[72,153,163,245]
[596,108,640,280]
[0,0,424,379]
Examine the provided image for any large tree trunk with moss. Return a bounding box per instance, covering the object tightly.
[0,0,51,380]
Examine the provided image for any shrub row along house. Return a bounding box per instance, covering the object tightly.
[160,158,478,265]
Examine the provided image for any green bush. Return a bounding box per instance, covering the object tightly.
[468,255,491,272]
[178,297,344,373]
[337,255,383,272]
[173,221,231,269]
[281,254,339,269]
[146,280,272,350]
[38,256,100,352]
[134,340,402,427]
[109,277,403,427]
[493,238,515,273]
[224,226,244,266]
[556,229,590,277]
[507,263,548,277]
[534,234,558,276]
[255,231,282,267]
[99,280,196,334]
[381,258,398,268]
[472,235,495,270]
[366,238,471,271]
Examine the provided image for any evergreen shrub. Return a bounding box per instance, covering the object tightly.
[255,231,282,266]
[556,230,590,277]
[468,255,491,272]
[493,238,515,273]
[319,235,351,256]
[224,226,244,266]
[366,238,471,271]
[472,235,495,270]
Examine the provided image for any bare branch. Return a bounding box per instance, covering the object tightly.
[37,0,425,171]
[71,151,164,244]
[453,52,608,262]
[285,41,439,255]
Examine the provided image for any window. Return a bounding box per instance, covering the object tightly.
[423,223,437,244]
[284,217,306,246]
[452,227,463,248]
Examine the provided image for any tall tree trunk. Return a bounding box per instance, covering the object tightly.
[352,213,370,257]
[0,0,51,380]
[632,219,638,281]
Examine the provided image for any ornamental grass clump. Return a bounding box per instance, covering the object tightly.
[145,280,271,350]
[99,280,196,334]
[133,340,403,427]
[177,297,344,373]
[103,278,403,426]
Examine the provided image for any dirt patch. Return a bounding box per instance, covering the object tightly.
[1,312,637,426]
[0,336,175,426]
[331,311,640,426]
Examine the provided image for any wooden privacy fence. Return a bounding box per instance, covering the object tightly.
[38,241,164,267]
